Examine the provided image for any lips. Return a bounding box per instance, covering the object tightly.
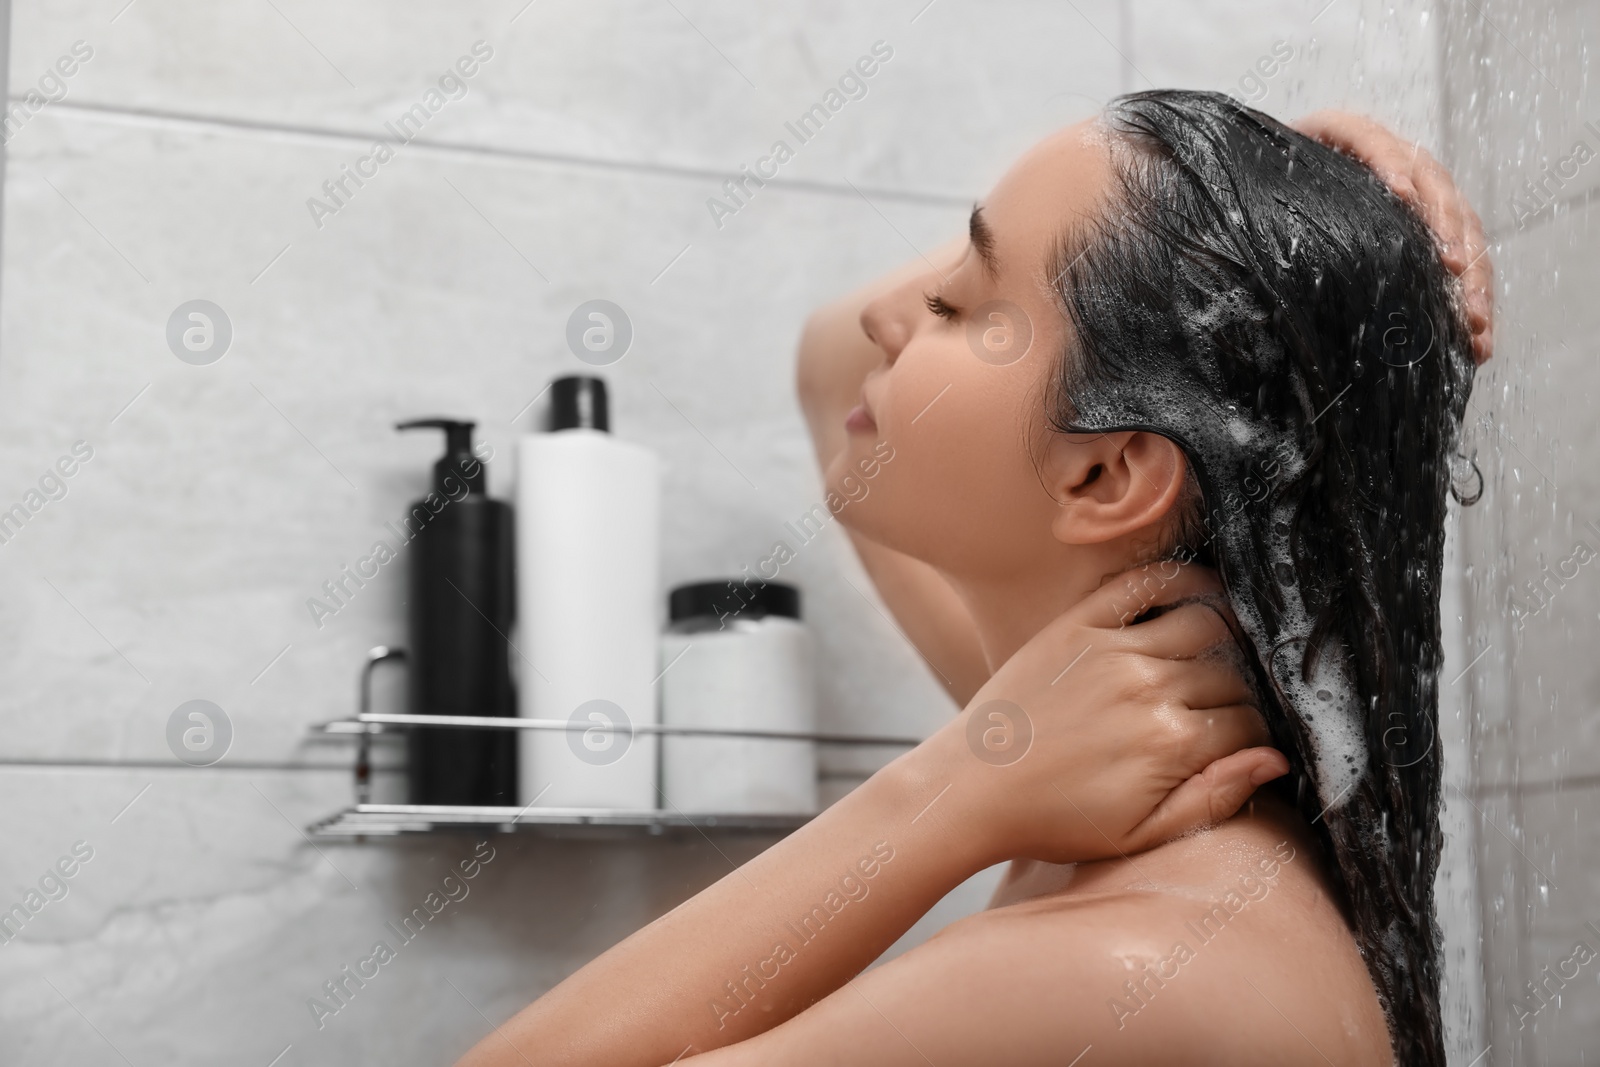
[844,389,877,433]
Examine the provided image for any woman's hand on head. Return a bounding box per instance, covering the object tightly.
[1293,109,1493,365]
[917,561,1287,868]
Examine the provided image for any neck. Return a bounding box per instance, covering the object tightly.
[940,544,1126,672]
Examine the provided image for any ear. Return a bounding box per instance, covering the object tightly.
[1043,430,1189,546]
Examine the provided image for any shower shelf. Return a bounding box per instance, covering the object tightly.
[307,802,816,839]
[304,711,923,841]
[314,712,924,747]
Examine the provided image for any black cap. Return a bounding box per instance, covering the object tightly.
[549,375,609,432]
[395,418,485,495]
[669,580,801,623]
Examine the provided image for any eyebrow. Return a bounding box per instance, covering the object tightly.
[969,205,1000,280]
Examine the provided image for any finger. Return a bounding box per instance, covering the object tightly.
[1118,599,1239,659]
[1080,560,1223,629]
[1300,111,1417,195]
[1466,282,1494,365]
[1293,109,1493,364]
[1471,316,1494,366]
[1160,693,1271,760]
[1126,745,1290,849]
[1294,110,1384,160]
[1371,138,1424,209]
[1129,700,1275,799]
[1464,269,1493,340]
[1294,112,1470,265]
[1405,151,1494,364]
[1410,150,1466,267]
[1459,210,1490,303]
[1459,211,1495,364]
[1160,654,1259,713]
[1290,109,1340,141]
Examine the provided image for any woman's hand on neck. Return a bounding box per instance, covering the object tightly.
[913,561,1287,870]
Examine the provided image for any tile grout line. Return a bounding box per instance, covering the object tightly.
[0,758,396,772]
[1474,772,1600,797]
[25,97,975,209]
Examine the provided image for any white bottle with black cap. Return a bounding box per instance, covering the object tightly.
[660,580,818,815]
[515,375,660,810]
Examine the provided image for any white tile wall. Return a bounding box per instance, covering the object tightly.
[0,1,1506,1063]
[0,102,971,766]
[0,765,789,1066]
[1439,1,1600,1063]
[8,0,1124,195]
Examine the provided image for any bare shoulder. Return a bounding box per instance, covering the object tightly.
[694,808,1393,1067]
[981,831,1394,1066]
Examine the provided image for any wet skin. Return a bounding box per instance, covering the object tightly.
[453,109,1490,1066]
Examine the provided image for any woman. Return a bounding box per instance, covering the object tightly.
[457,94,1491,1067]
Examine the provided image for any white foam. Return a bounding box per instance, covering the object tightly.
[1067,292,1372,815]
[1238,504,1368,813]
[1280,627,1367,809]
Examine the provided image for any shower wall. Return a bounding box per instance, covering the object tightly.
[1441,2,1600,1064]
[0,0,1511,1063]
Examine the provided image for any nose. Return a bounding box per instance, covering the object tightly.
[859,278,922,364]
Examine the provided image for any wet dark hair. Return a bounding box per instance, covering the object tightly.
[1050,90,1475,1066]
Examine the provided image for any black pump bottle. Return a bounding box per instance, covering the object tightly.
[395,418,517,806]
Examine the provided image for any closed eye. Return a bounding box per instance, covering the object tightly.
[923,291,960,319]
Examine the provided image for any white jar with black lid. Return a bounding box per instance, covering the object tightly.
[659,580,817,815]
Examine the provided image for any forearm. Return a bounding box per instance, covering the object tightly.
[454,751,988,1067]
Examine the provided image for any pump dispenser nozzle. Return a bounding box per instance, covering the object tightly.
[396,418,485,495]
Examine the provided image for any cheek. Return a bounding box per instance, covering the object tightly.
[835,337,1052,565]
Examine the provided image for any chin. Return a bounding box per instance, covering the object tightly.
[826,473,943,563]
[823,438,900,537]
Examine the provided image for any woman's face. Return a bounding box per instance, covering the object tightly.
[827,120,1117,578]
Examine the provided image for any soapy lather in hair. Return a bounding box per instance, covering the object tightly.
[1052,91,1475,1067]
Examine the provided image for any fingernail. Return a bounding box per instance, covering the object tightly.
[1249,762,1286,786]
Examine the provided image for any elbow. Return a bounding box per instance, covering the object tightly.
[794,306,836,418]
[795,293,866,412]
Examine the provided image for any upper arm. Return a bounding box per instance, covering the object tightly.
[680,906,1146,1067]
[682,896,1383,1067]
